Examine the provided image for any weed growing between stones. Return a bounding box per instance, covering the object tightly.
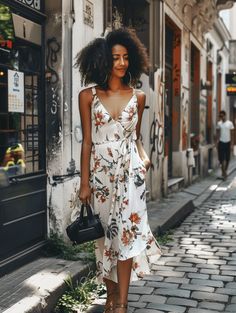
[53,272,106,313]
[155,230,174,245]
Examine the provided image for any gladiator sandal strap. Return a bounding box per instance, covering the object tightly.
[104,304,115,312]
[116,303,128,309]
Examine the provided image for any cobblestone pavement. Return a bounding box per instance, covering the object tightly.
[90,171,236,313]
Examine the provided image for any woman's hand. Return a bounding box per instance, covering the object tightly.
[78,184,91,204]
[143,157,151,171]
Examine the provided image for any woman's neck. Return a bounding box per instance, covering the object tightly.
[107,77,126,92]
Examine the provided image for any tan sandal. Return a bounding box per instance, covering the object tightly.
[104,304,115,313]
[115,303,128,313]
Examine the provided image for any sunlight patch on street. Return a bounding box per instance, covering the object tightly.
[209,184,218,191]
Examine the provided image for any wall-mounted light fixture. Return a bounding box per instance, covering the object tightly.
[201,79,212,90]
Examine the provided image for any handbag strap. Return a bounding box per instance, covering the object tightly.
[85,203,93,219]
[79,203,94,220]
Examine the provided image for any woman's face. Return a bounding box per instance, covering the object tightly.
[111,44,129,79]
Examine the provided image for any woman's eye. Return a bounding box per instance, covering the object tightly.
[112,56,129,61]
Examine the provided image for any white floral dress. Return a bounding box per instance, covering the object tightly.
[90,87,161,283]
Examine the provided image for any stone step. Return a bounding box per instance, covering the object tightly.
[168,177,185,193]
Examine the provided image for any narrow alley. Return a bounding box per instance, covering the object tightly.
[1,1,236,313]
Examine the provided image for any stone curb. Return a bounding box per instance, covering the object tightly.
[2,261,95,313]
[157,199,195,235]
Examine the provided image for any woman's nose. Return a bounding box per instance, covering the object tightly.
[120,57,125,65]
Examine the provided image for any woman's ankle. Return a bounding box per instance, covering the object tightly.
[115,303,128,312]
[106,289,119,306]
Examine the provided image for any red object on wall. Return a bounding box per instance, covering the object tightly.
[0,39,13,49]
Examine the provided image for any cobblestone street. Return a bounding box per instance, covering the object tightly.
[91,171,236,313]
[130,172,236,313]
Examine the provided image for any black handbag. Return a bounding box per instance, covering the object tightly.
[66,203,104,244]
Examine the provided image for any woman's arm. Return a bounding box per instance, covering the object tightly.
[136,90,150,171]
[78,88,93,203]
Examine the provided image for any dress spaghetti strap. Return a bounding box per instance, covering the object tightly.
[91,86,97,96]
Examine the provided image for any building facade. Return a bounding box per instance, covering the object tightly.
[221,3,236,147]
[0,0,235,274]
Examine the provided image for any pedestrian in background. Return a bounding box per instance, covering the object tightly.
[75,28,161,313]
[216,110,234,180]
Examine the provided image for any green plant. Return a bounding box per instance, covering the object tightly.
[43,232,96,262]
[0,5,14,41]
[156,230,174,245]
[54,272,106,313]
[54,293,80,313]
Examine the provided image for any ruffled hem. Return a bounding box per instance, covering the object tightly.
[95,235,162,284]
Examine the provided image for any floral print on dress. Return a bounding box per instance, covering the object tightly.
[94,110,106,131]
[90,87,161,283]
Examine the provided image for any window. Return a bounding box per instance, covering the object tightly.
[0,4,44,178]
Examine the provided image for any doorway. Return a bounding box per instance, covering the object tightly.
[0,3,46,275]
[190,43,200,176]
[165,18,181,178]
[206,60,213,144]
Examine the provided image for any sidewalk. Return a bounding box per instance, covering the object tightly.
[1,158,236,313]
[149,157,236,235]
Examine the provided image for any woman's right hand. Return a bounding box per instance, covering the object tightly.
[78,184,91,204]
[143,157,151,172]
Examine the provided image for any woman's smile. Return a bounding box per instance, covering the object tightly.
[116,68,127,74]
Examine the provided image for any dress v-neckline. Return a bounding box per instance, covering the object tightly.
[95,89,135,123]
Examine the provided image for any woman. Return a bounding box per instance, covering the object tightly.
[76,28,161,313]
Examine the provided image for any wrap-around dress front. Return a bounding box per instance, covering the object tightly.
[90,87,161,283]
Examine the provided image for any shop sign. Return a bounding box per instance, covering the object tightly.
[12,14,42,46]
[14,0,41,12]
[8,70,24,113]
[226,85,236,96]
[83,0,94,28]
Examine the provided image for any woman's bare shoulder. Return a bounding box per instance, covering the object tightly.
[135,89,146,101]
[79,87,93,97]
[79,87,94,104]
[135,88,145,93]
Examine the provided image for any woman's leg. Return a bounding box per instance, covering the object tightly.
[116,258,133,311]
[104,278,118,312]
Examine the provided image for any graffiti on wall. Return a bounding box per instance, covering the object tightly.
[46,37,62,158]
[181,91,189,150]
[150,114,164,170]
[150,76,164,170]
[173,32,181,97]
[200,98,207,144]
[74,124,83,144]
[69,182,80,211]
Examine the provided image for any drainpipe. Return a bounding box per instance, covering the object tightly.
[216,43,227,114]
[63,0,75,174]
